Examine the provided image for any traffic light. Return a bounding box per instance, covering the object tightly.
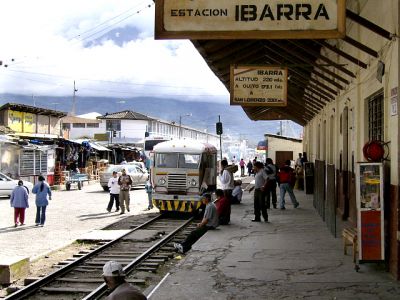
[112,130,117,138]
[216,122,223,135]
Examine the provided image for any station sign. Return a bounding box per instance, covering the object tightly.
[230,65,288,107]
[155,0,346,40]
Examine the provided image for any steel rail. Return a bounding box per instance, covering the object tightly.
[83,217,194,300]
[5,214,164,300]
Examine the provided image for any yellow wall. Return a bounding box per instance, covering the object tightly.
[23,113,34,133]
[8,110,23,132]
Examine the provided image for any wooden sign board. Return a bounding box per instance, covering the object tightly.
[155,0,346,40]
[230,65,288,107]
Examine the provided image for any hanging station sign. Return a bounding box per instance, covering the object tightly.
[155,0,346,39]
[230,65,288,107]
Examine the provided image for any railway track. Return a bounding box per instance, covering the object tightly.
[5,214,196,300]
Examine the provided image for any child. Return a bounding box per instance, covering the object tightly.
[145,180,153,210]
[231,180,243,204]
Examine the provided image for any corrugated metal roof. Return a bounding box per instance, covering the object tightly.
[98,110,153,121]
[0,103,66,117]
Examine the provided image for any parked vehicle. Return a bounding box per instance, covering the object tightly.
[151,140,217,213]
[127,161,147,172]
[99,165,148,191]
[0,172,34,197]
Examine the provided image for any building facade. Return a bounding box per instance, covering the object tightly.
[62,110,219,147]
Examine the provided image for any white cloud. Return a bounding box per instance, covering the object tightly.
[0,0,228,101]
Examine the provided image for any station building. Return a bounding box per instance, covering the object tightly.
[157,0,400,279]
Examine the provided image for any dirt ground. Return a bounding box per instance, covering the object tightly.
[0,241,96,298]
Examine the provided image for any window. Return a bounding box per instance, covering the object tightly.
[73,123,85,128]
[367,91,384,141]
[62,123,71,130]
[87,123,99,128]
[106,120,121,131]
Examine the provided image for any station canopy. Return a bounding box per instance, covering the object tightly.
[188,8,392,126]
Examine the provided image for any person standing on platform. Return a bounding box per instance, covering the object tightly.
[118,168,132,214]
[247,160,253,176]
[10,180,29,227]
[173,193,218,253]
[215,189,230,225]
[265,158,278,209]
[107,171,120,212]
[32,175,52,227]
[102,261,147,300]
[278,160,299,210]
[252,162,269,222]
[239,158,245,176]
[219,159,234,223]
[145,180,153,210]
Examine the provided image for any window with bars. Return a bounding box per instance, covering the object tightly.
[367,92,384,141]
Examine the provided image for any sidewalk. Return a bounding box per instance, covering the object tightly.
[150,189,400,299]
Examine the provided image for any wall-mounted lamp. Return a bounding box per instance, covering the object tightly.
[376,60,385,83]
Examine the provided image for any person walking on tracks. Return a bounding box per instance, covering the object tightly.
[102,261,147,300]
[118,169,132,214]
[10,180,29,227]
[32,175,52,227]
[252,162,269,222]
[278,160,299,210]
[174,193,219,253]
[107,171,120,212]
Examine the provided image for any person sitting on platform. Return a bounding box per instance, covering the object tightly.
[174,193,219,253]
[231,180,243,204]
[215,189,230,225]
[102,261,147,300]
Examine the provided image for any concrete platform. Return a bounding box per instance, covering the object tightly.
[149,189,400,299]
[0,256,29,285]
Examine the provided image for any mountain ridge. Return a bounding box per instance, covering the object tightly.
[0,93,302,144]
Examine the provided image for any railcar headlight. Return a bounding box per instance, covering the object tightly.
[158,178,166,186]
[189,179,197,187]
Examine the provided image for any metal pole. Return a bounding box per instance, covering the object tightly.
[219,115,222,160]
[179,115,182,139]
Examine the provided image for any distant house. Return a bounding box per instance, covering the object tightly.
[0,103,66,138]
[61,115,104,140]
[264,134,303,167]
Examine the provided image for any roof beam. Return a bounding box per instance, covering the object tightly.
[268,41,350,85]
[315,40,368,69]
[346,9,392,40]
[342,36,379,58]
[262,43,344,90]
[288,40,356,78]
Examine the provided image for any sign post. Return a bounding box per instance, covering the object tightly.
[230,65,288,107]
[155,0,346,40]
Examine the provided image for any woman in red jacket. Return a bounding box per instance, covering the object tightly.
[215,189,230,225]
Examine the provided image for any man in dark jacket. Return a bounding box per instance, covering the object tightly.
[278,160,299,210]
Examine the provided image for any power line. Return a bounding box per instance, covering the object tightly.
[4,68,226,93]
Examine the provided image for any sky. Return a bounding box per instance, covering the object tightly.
[0,0,229,102]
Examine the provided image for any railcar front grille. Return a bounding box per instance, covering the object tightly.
[167,174,187,192]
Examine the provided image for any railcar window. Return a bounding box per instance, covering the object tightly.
[179,154,200,169]
[156,153,178,168]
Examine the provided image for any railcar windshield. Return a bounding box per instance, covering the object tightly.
[155,153,201,169]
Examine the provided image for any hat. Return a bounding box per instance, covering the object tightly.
[102,261,125,277]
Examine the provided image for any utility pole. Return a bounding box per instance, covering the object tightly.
[218,115,222,160]
[71,81,78,116]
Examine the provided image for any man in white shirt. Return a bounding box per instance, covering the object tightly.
[219,159,234,222]
[107,171,120,212]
